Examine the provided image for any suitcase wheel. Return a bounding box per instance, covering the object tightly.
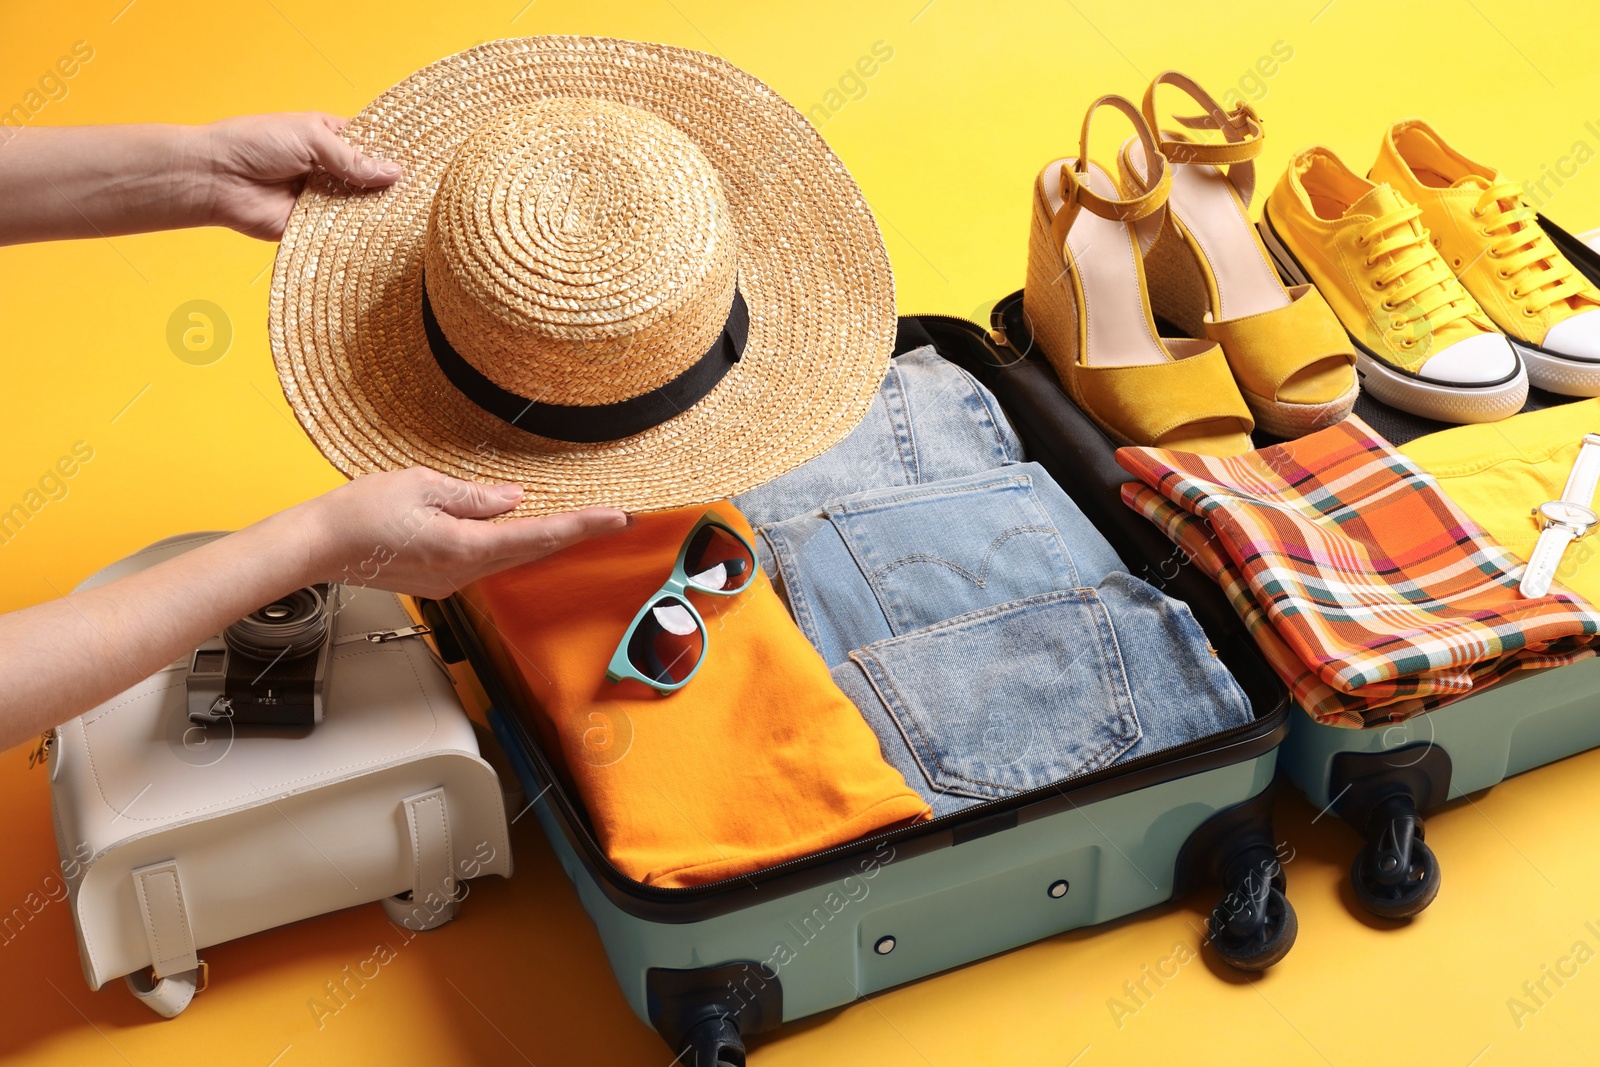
[1350,795,1440,919]
[678,1014,745,1067]
[1206,844,1297,972]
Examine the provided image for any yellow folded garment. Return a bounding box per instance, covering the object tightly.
[1400,398,1600,603]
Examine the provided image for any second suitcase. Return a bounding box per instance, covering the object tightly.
[991,288,1600,923]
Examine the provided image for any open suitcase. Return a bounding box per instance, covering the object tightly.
[419,313,1297,1065]
[993,283,1600,922]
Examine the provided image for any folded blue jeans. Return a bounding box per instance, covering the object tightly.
[759,464,1125,667]
[757,463,1253,815]
[733,345,1024,530]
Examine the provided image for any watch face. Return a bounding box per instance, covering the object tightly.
[1538,500,1599,532]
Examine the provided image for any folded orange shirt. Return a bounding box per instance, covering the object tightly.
[469,501,931,887]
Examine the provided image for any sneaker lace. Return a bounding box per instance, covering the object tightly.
[1473,179,1587,314]
[1358,201,1476,335]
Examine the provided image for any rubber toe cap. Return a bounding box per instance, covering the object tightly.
[1416,333,1519,385]
[1542,309,1600,360]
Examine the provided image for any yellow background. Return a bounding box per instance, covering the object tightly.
[5,0,1600,1063]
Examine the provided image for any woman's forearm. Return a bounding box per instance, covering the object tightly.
[0,504,319,749]
[0,124,212,244]
[0,467,628,752]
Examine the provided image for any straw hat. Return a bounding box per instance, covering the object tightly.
[269,36,895,517]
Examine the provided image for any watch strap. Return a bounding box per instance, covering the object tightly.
[1522,523,1576,599]
[1560,433,1600,506]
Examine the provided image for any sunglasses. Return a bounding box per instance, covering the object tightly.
[604,512,757,694]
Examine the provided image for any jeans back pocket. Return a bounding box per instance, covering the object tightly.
[826,467,1081,640]
[846,589,1141,803]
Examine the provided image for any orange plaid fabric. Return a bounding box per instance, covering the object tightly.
[1116,418,1600,726]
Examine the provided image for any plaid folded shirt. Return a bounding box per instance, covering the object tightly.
[1116,418,1600,727]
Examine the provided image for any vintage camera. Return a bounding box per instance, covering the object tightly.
[186,585,338,727]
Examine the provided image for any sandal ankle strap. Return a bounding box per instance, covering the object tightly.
[1060,94,1171,222]
[1142,71,1264,202]
[1050,95,1171,254]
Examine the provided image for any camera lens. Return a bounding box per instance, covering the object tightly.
[224,586,331,661]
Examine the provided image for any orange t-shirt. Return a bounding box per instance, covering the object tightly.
[469,502,930,887]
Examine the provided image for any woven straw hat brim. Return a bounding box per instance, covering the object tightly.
[269,36,895,517]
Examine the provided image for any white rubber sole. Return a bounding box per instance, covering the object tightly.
[1257,216,1529,424]
[1512,339,1600,397]
[1350,347,1527,423]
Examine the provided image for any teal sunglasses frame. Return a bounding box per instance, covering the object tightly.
[603,511,757,694]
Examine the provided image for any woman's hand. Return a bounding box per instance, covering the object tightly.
[197,112,402,239]
[0,114,400,245]
[298,468,632,599]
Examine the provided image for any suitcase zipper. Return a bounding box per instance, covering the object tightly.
[335,623,433,646]
[27,730,52,770]
[900,312,1022,366]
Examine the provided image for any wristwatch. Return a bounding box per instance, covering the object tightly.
[1521,432,1600,598]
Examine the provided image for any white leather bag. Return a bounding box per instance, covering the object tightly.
[47,533,512,1017]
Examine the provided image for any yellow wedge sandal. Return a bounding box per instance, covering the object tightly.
[1120,71,1358,438]
[1023,94,1256,456]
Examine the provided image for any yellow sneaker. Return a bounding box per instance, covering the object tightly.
[1373,119,1600,397]
[1258,145,1527,424]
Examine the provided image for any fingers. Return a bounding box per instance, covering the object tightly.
[437,477,526,520]
[475,508,632,565]
[351,469,629,591]
[305,119,401,188]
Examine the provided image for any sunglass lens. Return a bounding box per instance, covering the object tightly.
[685,523,755,592]
[627,596,704,686]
